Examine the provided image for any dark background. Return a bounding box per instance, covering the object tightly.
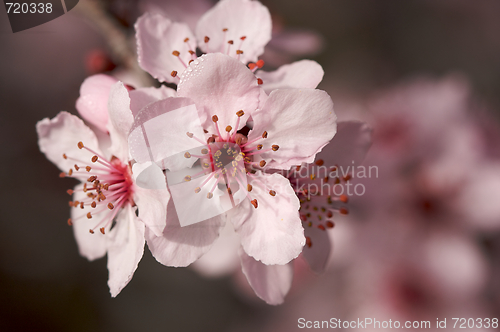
[1,0,499,331]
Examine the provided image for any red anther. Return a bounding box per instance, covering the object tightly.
[335,177,341,184]
[222,28,228,32]
[184,175,192,182]
[247,184,253,192]
[67,218,72,226]
[306,236,312,248]
[318,224,326,231]
[340,194,349,203]
[91,155,98,163]
[207,137,215,144]
[236,50,243,55]
[326,221,335,228]
[194,187,201,193]
[77,142,84,149]
[272,145,279,151]
[236,110,244,117]
[227,187,232,195]
[184,37,189,42]
[240,36,247,40]
[204,36,210,43]
[269,190,276,196]
[248,63,257,70]
[296,166,301,171]
[67,189,74,195]
[189,60,194,65]
[100,227,105,234]
[87,212,92,219]
[68,169,73,176]
[89,229,94,234]
[343,174,352,181]
[74,164,80,171]
[256,59,265,68]
[262,131,268,139]
[225,125,232,132]
[188,50,195,55]
[228,40,234,45]
[212,115,218,122]
[315,159,324,166]
[207,193,214,199]
[186,132,194,138]
[259,160,266,167]
[68,201,73,207]
[171,71,178,77]
[251,199,258,208]
[62,153,67,159]
[103,184,109,190]
[340,208,349,215]
[172,50,180,56]
[91,201,97,208]
[300,214,307,222]
[327,211,333,218]
[108,203,114,210]
[87,176,97,182]
[80,202,84,209]
[257,78,263,85]
[257,144,263,150]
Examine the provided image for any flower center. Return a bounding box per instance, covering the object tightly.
[61,142,134,234]
[184,110,279,209]
[287,162,350,248]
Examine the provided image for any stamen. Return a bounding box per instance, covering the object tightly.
[272,145,279,151]
[67,218,72,226]
[172,50,187,68]
[247,184,252,192]
[257,78,263,85]
[269,190,276,196]
[259,160,266,167]
[92,155,98,163]
[251,199,258,208]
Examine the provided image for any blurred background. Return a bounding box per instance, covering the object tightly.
[1,0,500,331]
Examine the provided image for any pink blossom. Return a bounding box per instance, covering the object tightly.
[37,82,172,296]
[128,52,336,303]
[135,0,324,93]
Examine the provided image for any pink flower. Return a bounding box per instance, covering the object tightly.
[128,52,336,303]
[135,0,324,93]
[36,82,171,296]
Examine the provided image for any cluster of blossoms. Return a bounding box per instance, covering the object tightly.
[37,0,370,304]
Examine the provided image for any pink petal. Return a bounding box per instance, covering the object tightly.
[317,121,372,168]
[107,205,146,297]
[128,97,205,170]
[302,225,332,274]
[136,13,196,84]
[36,111,102,173]
[145,199,224,267]
[75,74,118,133]
[139,0,212,32]
[191,222,241,277]
[134,184,170,237]
[177,53,260,133]
[129,86,177,117]
[249,89,336,169]
[257,60,324,94]
[240,248,293,305]
[232,172,305,265]
[107,82,134,161]
[70,186,107,261]
[195,0,272,64]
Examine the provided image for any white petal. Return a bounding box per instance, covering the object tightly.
[249,89,336,169]
[232,172,305,265]
[70,186,107,261]
[107,82,134,161]
[196,0,272,64]
[145,199,224,267]
[257,60,324,94]
[107,205,146,297]
[37,112,102,173]
[129,86,177,117]
[136,13,196,83]
[240,248,293,305]
[177,53,260,133]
